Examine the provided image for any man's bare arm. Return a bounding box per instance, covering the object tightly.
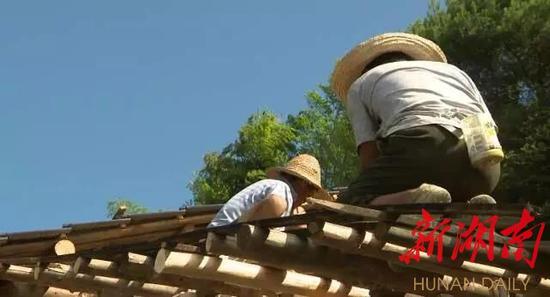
[239,194,288,222]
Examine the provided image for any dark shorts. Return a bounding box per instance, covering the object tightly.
[339,125,500,205]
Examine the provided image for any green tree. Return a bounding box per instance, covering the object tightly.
[189,111,296,204]
[106,198,148,218]
[190,88,359,205]
[409,0,550,204]
[287,86,358,189]
[501,107,550,203]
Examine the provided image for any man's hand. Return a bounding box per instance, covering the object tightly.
[358,141,379,170]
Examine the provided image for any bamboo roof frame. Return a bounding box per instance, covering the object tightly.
[0,201,548,297]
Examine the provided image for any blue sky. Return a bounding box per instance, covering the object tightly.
[0,1,429,231]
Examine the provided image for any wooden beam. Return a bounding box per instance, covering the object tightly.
[154,249,370,297]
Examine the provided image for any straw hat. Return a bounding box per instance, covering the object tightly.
[330,32,447,102]
[267,154,333,200]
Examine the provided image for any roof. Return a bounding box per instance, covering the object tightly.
[0,200,549,297]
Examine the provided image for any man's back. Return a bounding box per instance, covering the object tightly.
[347,60,495,145]
[208,179,294,227]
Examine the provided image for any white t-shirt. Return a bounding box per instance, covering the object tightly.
[208,178,295,227]
[347,60,496,147]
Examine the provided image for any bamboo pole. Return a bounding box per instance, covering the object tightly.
[43,287,96,297]
[172,292,197,297]
[308,198,523,252]
[0,214,213,258]
[63,219,131,231]
[0,264,181,297]
[227,225,429,293]
[306,198,386,221]
[309,221,550,295]
[236,225,320,258]
[122,252,155,279]
[154,249,370,297]
[69,214,214,245]
[0,229,72,244]
[72,254,243,296]
[72,257,118,277]
[309,222,495,297]
[206,233,245,259]
[209,231,347,280]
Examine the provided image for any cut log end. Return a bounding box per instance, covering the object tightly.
[127,252,153,266]
[54,240,76,256]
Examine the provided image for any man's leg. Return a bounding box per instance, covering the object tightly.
[339,126,449,205]
[340,124,502,205]
[369,183,451,205]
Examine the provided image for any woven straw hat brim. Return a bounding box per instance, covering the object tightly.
[266,167,332,201]
[330,32,447,103]
[267,167,322,189]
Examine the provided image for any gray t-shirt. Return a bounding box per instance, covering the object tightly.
[346,60,495,147]
[208,178,295,227]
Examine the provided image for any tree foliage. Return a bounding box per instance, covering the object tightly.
[189,88,358,205]
[287,86,358,189]
[190,111,297,205]
[501,107,550,202]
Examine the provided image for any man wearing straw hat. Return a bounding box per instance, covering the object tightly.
[331,32,500,205]
[208,154,330,227]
